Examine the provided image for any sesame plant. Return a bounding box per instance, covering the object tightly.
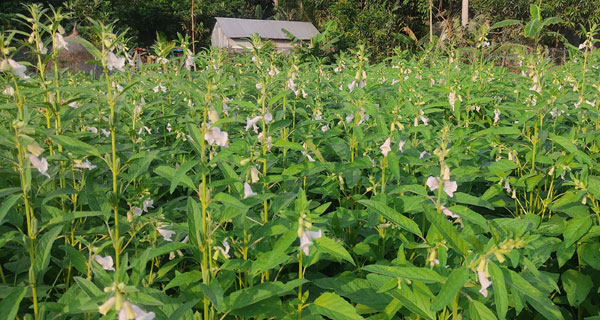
[1,7,600,320]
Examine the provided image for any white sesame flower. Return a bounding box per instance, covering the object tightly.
[184,50,194,70]
[578,43,586,50]
[120,301,155,320]
[299,229,322,256]
[441,205,463,227]
[132,206,143,216]
[348,80,357,93]
[448,92,456,112]
[105,51,125,72]
[420,115,429,126]
[53,33,69,50]
[263,112,273,124]
[302,151,315,162]
[215,239,230,259]
[68,101,78,109]
[504,180,511,193]
[426,175,457,197]
[380,137,391,156]
[477,269,491,297]
[398,140,406,152]
[493,109,500,123]
[157,223,175,241]
[287,78,296,91]
[2,86,15,96]
[98,296,116,315]
[250,166,260,183]
[153,83,166,93]
[74,159,97,170]
[143,199,154,212]
[86,126,98,134]
[28,153,50,178]
[94,255,115,271]
[346,114,354,123]
[258,132,273,151]
[101,128,110,137]
[0,59,29,79]
[243,182,257,199]
[245,116,262,133]
[157,57,168,65]
[419,151,429,159]
[204,126,228,147]
[166,123,172,132]
[256,83,262,90]
[321,125,329,132]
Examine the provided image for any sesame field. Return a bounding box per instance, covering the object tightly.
[2,15,600,320]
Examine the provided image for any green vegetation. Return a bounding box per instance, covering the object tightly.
[2,3,600,320]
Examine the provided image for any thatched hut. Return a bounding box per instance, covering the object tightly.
[48,27,100,75]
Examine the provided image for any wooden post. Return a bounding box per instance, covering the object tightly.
[461,0,468,27]
[191,0,195,55]
[429,0,433,42]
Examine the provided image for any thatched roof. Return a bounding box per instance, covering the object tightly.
[48,26,100,75]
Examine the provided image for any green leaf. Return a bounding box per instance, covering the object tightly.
[431,267,468,311]
[453,192,493,210]
[424,208,470,255]
[213,192,250,211]
[169,299,201,320]
[34,225,63,281]
[164,270,203,290]
[469,300,498,320]
[0,287,26,320]
[224,279,306,311]
[45,211,105,226]
[311,292,365,320]
[357,200,421,237]
[74,276,103,297]
[52,135,101,157]
[363,265,444,283]
[250,250,290,276]
[507,270,564,320]
[154,166,195,190]
[199,281,224,312]
[488,262,508,320]
[170,160,198,194]
[315,236,356,267]
[272,139,304,150]
[561,269,592,307]
[549,134,592,165]
[0,193,20,226]
[524,20,542,38]
[563,216,592,247]
[529,4,541,20]
[579,242,600,270]
[490,19,522,30]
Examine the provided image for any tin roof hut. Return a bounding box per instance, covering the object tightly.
[211,17,319,52]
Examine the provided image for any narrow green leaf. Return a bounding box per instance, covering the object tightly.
[431,267,468,311]
[469,300,498,320]
[170,160,198,194]
[224,279,306,311]
[488,262,508,319]
[0,287,26,320]
[169,299,201,320]
[358,199,421,237]
[363,265,444,283]
[165,270,203,290]
[0,193,20,225]
[424,208,470,255]
[34,225,63,280]
[52,135,101,157]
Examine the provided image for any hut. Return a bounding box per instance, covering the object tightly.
[211,17,319,52]
[49,26,100,75]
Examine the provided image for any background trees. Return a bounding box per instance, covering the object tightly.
[1,0,598,60]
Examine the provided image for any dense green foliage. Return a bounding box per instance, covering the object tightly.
[2,6,600,319]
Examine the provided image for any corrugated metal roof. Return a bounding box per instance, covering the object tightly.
[215,17,319,41]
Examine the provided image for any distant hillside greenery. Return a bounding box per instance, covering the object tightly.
[1,0,598,59]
